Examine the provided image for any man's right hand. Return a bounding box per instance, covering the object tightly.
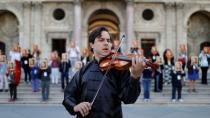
[73,102,91,117]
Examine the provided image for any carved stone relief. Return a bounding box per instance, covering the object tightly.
[134,3,165,30]
[43,2,74,30]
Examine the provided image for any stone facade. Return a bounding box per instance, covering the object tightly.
[0,0,210,58]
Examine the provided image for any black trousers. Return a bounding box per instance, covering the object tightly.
[23,67,31,83]
[201,67,208,84]
[61,72,69,90]
[172,86,182,99]
[9,83,17,100]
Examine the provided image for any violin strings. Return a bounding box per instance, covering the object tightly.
[90,35,126,106]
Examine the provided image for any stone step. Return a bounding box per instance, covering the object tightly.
[0,76,209,105]
[0,94,209,100]
[135,99,210,105]
[13,88,209,94]
[11,88,210,93]
[0,94,63,98]
[0,91,209,97]
[16,84,209,89]
[0,90,209,98]
[0,97,209,105]
[1,90,209,95]
[1,94,209,99]
[0,88,62,91]
[0,98,62,104]
[0,93,63,97]
[138,95,210,99]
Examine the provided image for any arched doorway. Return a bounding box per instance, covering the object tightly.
[0,41,5,54]
[187,11,210,56]
[88,9,120,44]
[0,10,19,55]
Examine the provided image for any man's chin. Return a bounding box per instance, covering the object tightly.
[99,52,110,58]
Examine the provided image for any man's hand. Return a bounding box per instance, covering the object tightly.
[130,56,145,79]
[73,102,91,117]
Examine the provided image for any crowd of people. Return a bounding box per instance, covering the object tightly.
[0,30,210,105]
[0,42,86,102]
[137,44,209,103]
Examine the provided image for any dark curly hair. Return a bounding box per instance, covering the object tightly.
[88,27,111,52]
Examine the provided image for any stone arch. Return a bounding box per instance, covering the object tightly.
[84,4,124,33]
[187,10,210,56]
[88,9,120,40]
[0,41,6,54]
[0,10,19,55]
[0,7,22,27]
[82,4,124,49]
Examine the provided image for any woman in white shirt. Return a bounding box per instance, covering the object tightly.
[199,46,210,84]
[9,45,21,86]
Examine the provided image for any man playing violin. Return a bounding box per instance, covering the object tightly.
[63,27,145,118]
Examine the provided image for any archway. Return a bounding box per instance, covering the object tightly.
[187,11,210,56]
[0,41,5,54]
[0,10,19,55]
[88,9,120,43]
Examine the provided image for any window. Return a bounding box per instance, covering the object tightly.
[142,9,154,21]
[53,8,65,20]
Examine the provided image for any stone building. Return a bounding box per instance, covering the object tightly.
[0,0,210,58]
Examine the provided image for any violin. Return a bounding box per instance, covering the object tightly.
[91,35,158,106]
[99,53,159,71]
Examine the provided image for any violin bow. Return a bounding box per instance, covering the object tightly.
[90,35,126,106]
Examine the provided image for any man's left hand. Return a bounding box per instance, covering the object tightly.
[130,56,145,79]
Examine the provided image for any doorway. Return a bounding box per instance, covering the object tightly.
[52,39,66,57]
[141,39,155,58]
[0,42,5,54]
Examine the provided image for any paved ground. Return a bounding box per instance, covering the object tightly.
[0,104,210,118]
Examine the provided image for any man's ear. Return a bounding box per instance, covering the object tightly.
[90,43,94,49]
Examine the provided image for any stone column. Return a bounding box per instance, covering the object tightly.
[165,2,176,58]
[73,0,82,48]
[22,1,31,49]
[176,2,185,56]
[126,0,134,48]
[33,1,42,46]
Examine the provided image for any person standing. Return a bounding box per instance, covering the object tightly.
[163,49,175,85]
[59,53,71,91]
[50,51,60,84]
[187,56,199,93]
[154,56,163,92]
[63,27,145,118]
[7,62,17,101]
[9,44,21,86]
[199,46,210,84]
[142,65,153,102]
[171,62,185,102]
[149,46,161,92]
[178,44,187,86]
[32,44,41,67]
[0,55,8,92]
[67,40,81,67]
[39,59,51,101]
[21,49,31,84]
[29,58,40,92]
